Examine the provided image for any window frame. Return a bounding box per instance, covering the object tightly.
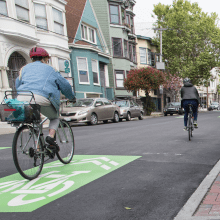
[129,43,133,61]
[34,2,48,30]
[112,38,123,58]
[109,4,120,24]
[124,40,129,59]
[148,49,152,65]
[115,70,125,89]
[15,0,30,22]
[91,59,100,85]
[52,7,64,35]
[76,57,90,85]
[81,23,97,44]
[139,47,147,64]
[0,0,8,16]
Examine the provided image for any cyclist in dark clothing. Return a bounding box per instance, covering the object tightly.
[181,78,200,131]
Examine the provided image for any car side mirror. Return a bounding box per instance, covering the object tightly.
[95,103,101,107]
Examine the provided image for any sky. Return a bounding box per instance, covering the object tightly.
[134,0,220,38]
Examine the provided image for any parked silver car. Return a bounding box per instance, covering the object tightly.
[113,99,144,121]
[60,98,120,125]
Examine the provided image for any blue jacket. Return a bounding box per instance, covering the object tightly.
[16,61,75,112]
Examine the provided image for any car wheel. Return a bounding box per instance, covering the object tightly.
[126,112,131,121]
[138,112,143,120]
[103,120,108,123]
[90,113,98,125]
[113,112,119,123]
[119,118,123,122]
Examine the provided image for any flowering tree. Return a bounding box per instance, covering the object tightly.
[124,67,182,115]
[124,67,165,115]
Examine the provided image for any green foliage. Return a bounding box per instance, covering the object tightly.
[153,0,220,85]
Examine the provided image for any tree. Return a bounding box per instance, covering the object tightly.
[124,67,181,115]
[153,0,220,85]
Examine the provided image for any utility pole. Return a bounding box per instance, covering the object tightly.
[153,26,168,112]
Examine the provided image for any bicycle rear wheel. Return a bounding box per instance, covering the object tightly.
[56,120,74,164]
[12,125,44,180]
[188,115,191,141]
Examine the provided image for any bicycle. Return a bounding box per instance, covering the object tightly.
[187,104,194,141]
[0,91,75,180]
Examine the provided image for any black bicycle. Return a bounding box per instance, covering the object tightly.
[187,104,194,141]
[1,91,75,180]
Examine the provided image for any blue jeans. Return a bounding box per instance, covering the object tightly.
[182,100,198,127]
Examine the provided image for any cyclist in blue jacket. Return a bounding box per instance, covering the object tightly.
[181,78,200,131]
[16,47,75,150]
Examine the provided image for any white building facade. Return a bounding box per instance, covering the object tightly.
[0,0,71,101]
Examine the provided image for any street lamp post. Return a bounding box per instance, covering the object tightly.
[153,26,168,112]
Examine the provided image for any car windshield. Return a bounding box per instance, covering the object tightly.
[113,100,129,107]
[167,102,180,107]
[66,99,94,107]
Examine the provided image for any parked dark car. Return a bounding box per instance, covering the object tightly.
[164,102,184,116]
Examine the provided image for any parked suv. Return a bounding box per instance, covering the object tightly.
[60,98,120,125]
[113,99,144,121]
[208,102,219,110]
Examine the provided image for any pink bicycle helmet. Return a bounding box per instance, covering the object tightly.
[29,47,50,58]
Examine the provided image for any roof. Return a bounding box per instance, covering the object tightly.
[65,0,87,43]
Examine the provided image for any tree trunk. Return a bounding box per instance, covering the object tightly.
[140,91,156,116]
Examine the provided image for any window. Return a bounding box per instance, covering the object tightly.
[53,8,64,35]
[95,100,104,106]
[126,15,130,25]
[103,99,112,105]
[133,45,136,63]
[140,48,147,64]
[92,60,99,84]
[113,38,122,57]
[109,5,119,24]
[121,8,125,24]
[130,17,134,34]
[129,44,132,60]
[124,40,128,59]
[58,59,68,77]
[151,52,155,66]
[15,0,29,22]
[81,24,96,44]
[148,49,152,65]
[115,70,124,88]
[77,58,89,83]
[34,3,47,30]
[0,0,7,16]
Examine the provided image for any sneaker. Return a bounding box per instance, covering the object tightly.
[193,121,198,128]
[45,136,60,152]
[183,126,187,131]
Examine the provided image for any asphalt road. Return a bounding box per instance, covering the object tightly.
[0,111,220,220]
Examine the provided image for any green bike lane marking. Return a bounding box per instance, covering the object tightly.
[0,155,140,212]
[0,147,11,150]
[176,116,184,118]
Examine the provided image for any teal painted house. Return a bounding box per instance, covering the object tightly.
[66,0,113,99]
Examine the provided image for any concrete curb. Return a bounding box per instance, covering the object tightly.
[174,159,220,220]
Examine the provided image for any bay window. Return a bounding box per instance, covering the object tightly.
[15,0,29,22]
[53,8,64,35]
[140,48,147,64]
[34,3,47,30]
[124,40,128,59]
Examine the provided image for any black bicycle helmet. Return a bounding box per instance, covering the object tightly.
[183,77,191,84]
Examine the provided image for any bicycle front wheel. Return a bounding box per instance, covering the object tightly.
[12,125,44,180]
[56,120,75,164]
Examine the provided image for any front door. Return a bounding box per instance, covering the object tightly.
[7,52,27,93]
[99,63,106,97]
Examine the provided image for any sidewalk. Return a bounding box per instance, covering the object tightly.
[174,159,220,220]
